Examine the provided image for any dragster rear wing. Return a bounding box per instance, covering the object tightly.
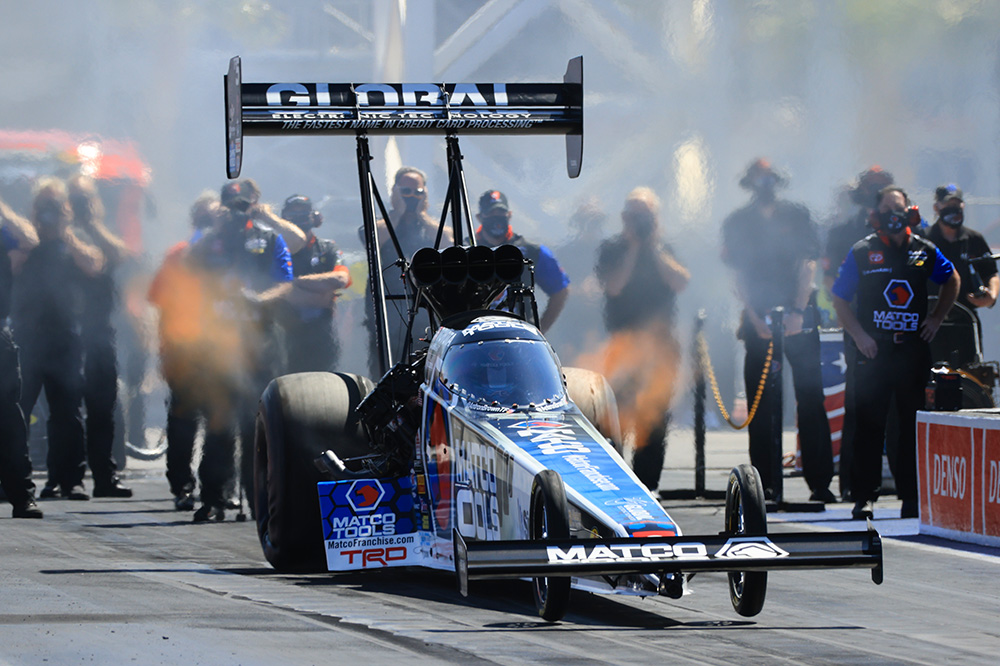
[453,528,883,597]
[224,55,583,179]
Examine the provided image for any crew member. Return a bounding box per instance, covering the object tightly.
[721,158,836,505]
[185,180,294,522]
[68,174,132,497]
[475,190,570,334]
[0,196,43,518]
[14,177,105,501]
[832,185,959,520]
[148,191,223,510]
[277,194,351,373]
[366,166,452,374]
[594,188,689,491]
[925,184,998,334]
[822,167,897,502]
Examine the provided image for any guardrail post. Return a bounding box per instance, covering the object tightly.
[768,307,785,503]
[693,310,707,496]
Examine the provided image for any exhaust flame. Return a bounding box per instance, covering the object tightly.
[574,321,679,452]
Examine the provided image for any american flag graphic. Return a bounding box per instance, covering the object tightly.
[819,329,847,465]
[793,329,846,470]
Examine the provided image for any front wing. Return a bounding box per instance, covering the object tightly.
[454,527,883,597]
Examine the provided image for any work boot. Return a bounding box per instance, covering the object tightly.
[62,485,90,501]
[174,491,196,511]
[12,498,44,519]
[39,482,59,499]
[852,500,874,520]
[193,504,225,523]
[93,477,133,498]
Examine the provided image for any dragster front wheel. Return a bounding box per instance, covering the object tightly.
[725,463,768,617]
[530,469,572,622]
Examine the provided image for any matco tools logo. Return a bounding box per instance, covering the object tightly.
[714,537,789,559]
[883,279,914,309]
[347,479,385,513]
[546,542,709,564]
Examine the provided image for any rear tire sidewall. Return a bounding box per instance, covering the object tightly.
[725,463,768,617]
[530,469,572,622]
[255,371,373,573]
[563,367,623,454]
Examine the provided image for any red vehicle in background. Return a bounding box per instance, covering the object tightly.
[0,129,154,467]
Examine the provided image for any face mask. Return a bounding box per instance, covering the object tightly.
[482,214,509,238]
[880,208,908,234]
[940,206,963,228]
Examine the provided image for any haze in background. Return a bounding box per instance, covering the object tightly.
[3,0,998,413]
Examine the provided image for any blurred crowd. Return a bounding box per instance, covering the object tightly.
[1,159,995,524]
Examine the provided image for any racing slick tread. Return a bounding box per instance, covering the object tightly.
[255,371,375,572]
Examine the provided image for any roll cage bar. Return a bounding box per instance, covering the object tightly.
[224,55,583,376]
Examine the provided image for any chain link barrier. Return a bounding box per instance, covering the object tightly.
[697,332,773,430]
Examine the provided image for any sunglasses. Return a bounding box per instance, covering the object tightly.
[398,187,426,196]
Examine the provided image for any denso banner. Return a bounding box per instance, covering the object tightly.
[917,411,1000,546]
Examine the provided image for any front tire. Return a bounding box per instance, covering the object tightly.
[255,371,374,572]
[725,463,768,617]
[530,469,572,622]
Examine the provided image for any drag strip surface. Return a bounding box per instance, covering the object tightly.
[2,477,997,665]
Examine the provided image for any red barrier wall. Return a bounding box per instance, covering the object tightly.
[916,410,1000,546]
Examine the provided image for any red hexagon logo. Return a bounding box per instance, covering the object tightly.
[347,479,385,513]
[883,279,913,309]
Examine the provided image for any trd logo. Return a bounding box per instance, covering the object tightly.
[347,479,385,512]
[342,547,407,567]
[883,279,914,309]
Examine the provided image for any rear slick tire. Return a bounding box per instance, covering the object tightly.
[530,469,572,622]
[725,463,768,617]
[563,366,623,455]
[254,371,374,573]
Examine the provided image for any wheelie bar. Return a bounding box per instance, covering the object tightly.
[454,527,883,597]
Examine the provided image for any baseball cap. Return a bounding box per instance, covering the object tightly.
[478,190,509,214]
[935,183,963,204]
[221,181,252,207]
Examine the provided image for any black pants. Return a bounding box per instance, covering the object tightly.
[850,339,930,505]
[632,414,670,491]
[744,324,834,499]
[83,339,120,486]
[839,342,857,498]
[19,338,87,489]
[0,327,35,505]
[164,387,200,497]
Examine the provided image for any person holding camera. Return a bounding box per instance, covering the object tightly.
[593,187,689,491]
[276,194,351,374]
[67,174,133,498]
[832,185,959,520]
[184,179,295,522]
[721,158,836,506]
[13,177,105,501]
[0,195,43,518]
[364,167,452,375]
